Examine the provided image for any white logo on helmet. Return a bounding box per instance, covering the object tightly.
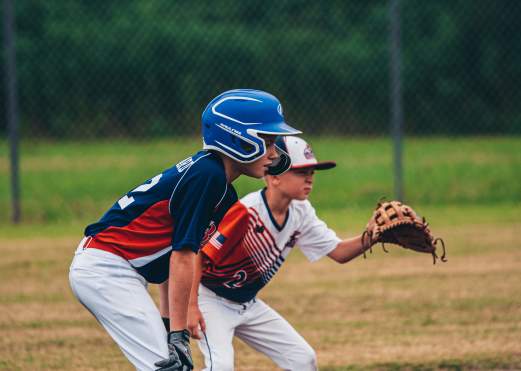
[277,104,283,116]
[218,123,242,136]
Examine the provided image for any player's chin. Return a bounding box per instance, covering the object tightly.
[302,188,312,198]
[246,167,267,179]
[295,190,311,200]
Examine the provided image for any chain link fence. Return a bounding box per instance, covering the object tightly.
[2,1,521,224]
[2,0,519,139]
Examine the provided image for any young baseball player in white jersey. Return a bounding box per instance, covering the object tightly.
[186,136,373,371]
[68,89,302,371]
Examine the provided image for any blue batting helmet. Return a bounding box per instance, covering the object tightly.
[202,89,302,167]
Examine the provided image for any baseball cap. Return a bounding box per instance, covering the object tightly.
[275,136,336,171]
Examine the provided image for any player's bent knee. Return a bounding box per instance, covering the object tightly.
[286,344,317,371]
[279,343,318,371]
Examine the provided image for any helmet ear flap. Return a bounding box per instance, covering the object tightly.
[267,144,291,175]
[238,137,255,154]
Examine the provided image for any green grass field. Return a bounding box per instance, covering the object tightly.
[1,137,520,370]
[1,137,520,224]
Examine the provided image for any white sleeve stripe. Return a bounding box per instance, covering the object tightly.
[214,182,228,209]
[129,246,173,267]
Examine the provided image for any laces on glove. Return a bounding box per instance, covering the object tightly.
[362,200,447,264]
[433,237,447,264]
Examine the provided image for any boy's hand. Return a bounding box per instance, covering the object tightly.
[187,304,206,340]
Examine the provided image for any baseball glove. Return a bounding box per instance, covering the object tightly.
[362,200,447,264]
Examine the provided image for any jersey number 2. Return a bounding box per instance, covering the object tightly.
[223,270,247,289]
[118,174,163,209]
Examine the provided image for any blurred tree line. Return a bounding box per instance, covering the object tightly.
[0,0,519,137]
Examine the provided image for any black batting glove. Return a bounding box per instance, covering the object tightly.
[154,329,193,371]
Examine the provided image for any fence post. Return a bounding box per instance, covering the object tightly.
[3,0,21,223]
[389,0,404,201]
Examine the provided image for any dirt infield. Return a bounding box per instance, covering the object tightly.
[1,216,520,370]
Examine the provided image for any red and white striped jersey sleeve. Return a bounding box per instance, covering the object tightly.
[201,201,250,265]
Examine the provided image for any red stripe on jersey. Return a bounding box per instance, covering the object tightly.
[245,227,275,272]
[202,254,261,283]
[202,201,250,264]
[247,210,281,267]
[204,264,260,279]
[246,218,278,262]
[249,208,276,245]
[87,200,174,260]
[245,216,276,265]
[246,211,279,263]
[204,255,251,272]
[242,232,267,271]
[201,200,284,290]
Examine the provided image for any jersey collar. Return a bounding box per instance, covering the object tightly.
[261,188,289,232]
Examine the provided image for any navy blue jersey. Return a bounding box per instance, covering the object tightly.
[83,150,238,283]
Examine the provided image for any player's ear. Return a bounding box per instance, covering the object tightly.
[265,174,280,187]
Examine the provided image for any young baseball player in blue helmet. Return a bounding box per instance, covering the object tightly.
[69,89,301,371]
[187,136,372,371]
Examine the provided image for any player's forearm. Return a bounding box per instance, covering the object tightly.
[169,249,195,331]
[328,235,368,264]
[189,253,203,307]
[158,280,169,318]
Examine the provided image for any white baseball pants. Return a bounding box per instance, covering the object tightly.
[69,239,169,371]
[196,285,317,371]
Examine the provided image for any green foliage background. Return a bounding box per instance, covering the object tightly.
[1,1,520,137]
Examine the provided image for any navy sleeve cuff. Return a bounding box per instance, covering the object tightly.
[171,240,199,253]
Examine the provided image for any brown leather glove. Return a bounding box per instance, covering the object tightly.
[362,200,447,264]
